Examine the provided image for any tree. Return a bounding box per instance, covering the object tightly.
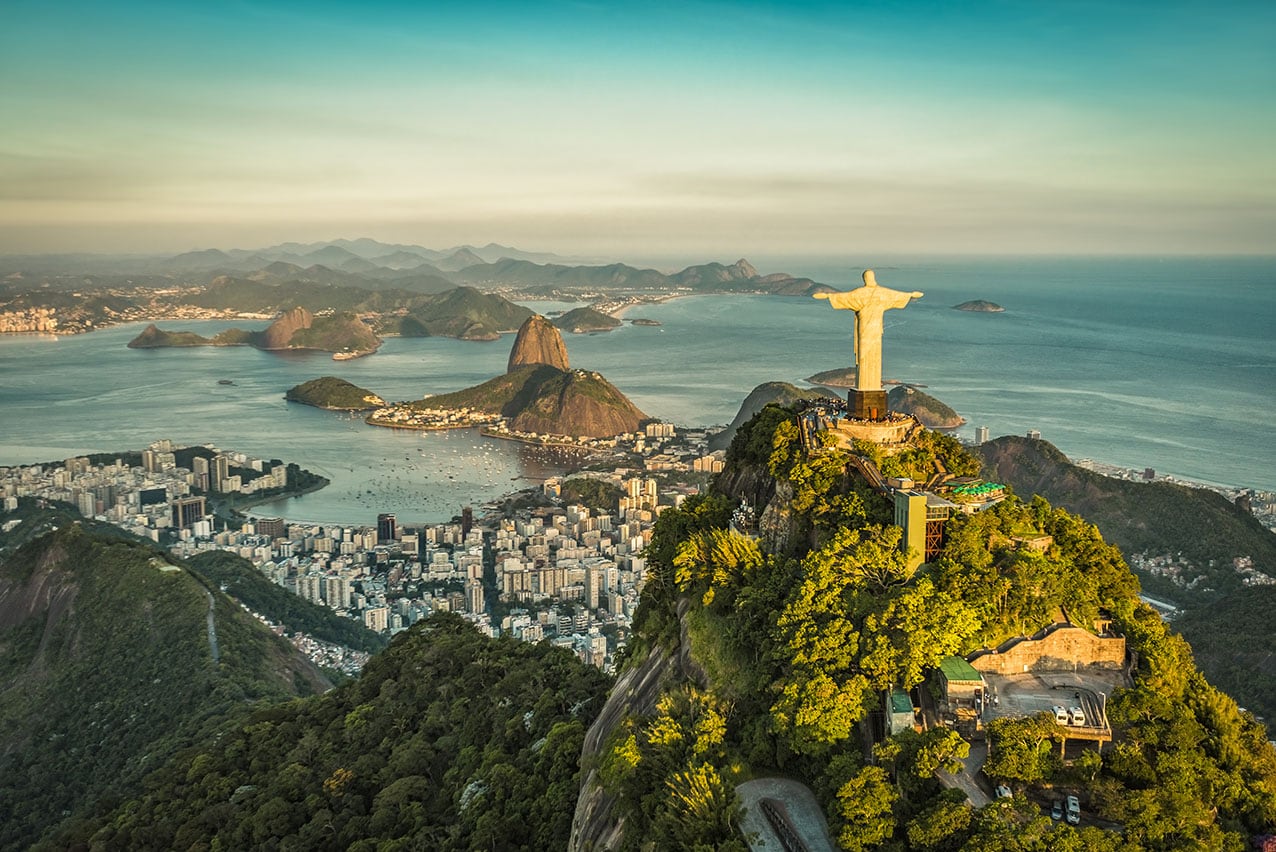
[833,765,897,852]
[984,715,1062,784]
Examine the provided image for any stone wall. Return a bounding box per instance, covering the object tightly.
[969,625,1125,675]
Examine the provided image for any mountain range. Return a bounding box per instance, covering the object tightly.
[0,239,831,299]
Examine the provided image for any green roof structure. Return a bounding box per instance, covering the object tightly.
[938,655,982,683]
[889,689,913,714]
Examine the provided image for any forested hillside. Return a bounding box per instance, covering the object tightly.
[57,614,610,851]
[0,512,329,850]
[588,404,1276,850]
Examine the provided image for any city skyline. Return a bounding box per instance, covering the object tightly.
[3,0,1274,258]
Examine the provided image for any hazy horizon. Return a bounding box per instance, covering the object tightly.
[3,1,1274,257]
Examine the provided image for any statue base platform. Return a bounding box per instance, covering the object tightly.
[848,388,889,421]
[829,412,920,451]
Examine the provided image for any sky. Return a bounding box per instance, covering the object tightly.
[2,0,1274,259]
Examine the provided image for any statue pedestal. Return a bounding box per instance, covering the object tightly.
[848,389,888,421]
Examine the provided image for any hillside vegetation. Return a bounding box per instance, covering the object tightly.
[285,376,386,410]
[1167,587,1276,723]
[187,550,387,654]
[592,405,1276,850]
[419,363,647,438]
[978,436,1276,601]
[0,510,328,849]
[553,306,621,333]
[64,614,610,851]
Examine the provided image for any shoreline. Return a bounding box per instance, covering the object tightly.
[479,427,608,455]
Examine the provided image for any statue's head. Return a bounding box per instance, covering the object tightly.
[863,269,877,287]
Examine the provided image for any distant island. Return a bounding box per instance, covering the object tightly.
[129,307,381,359]
[953,299,1005,312]
[806,366,858,388]
[285,377,385,410]
[552,306,621,333]
[629,318,661,326]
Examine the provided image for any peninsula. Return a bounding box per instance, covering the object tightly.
[367,314,646,440]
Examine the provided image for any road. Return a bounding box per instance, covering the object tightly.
[937,741,991,807]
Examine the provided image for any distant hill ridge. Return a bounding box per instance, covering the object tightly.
[128,307,381,355]
[977,435,1276,601]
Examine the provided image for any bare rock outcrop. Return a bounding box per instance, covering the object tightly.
[507,314,569,372]
[569,645,677,851]
[258,306,314,350]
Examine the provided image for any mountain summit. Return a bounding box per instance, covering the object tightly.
[420,314,645,437]
[508,314,570,372]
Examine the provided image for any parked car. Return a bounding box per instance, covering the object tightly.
[1066,795,1081,825]
[995,785,1013,799]
[1051,799,1065,820]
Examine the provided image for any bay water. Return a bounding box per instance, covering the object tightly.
[1,255,1272,524]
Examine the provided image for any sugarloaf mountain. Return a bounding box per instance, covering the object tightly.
[423,315,646,438]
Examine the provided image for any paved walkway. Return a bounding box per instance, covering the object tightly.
[736,777,835,852]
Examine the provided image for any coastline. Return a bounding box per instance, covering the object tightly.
[479,427,608,456]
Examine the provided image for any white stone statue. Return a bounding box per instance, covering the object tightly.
[814,269,923,392]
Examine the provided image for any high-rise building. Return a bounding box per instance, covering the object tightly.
[364,606,389,632]
[212,455,230,491]
[461,506,474,537]
[323,575,352,610]
[171,495,206,528]
[256,516,287,539]
[377,513,398,543]
[192,457,210,491]
[975,425,990,444]
[465,579,485,614]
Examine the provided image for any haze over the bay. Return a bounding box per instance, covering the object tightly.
[2,1,1274,258]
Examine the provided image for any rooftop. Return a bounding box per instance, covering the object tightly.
[939,655,983,683]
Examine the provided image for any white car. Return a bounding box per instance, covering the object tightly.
[1066,795,1081,825]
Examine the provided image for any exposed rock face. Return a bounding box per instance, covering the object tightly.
[708,381,834,451]
[258,306,314,350]
[569,636,683,850]
[507,314,569,372]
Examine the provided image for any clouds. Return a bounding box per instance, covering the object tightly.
[1,1,1273,255]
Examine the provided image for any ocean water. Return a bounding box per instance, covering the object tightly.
[1,256,1272,522]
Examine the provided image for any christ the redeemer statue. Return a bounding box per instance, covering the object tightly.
[814,269,922,420]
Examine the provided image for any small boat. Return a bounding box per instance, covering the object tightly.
[217,379,234,385]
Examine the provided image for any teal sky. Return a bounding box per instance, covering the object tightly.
[2,1,1274,258]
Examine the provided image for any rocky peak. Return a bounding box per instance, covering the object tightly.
[259,306,314,350]
[730,258,758,278]
[507,314,570,373]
